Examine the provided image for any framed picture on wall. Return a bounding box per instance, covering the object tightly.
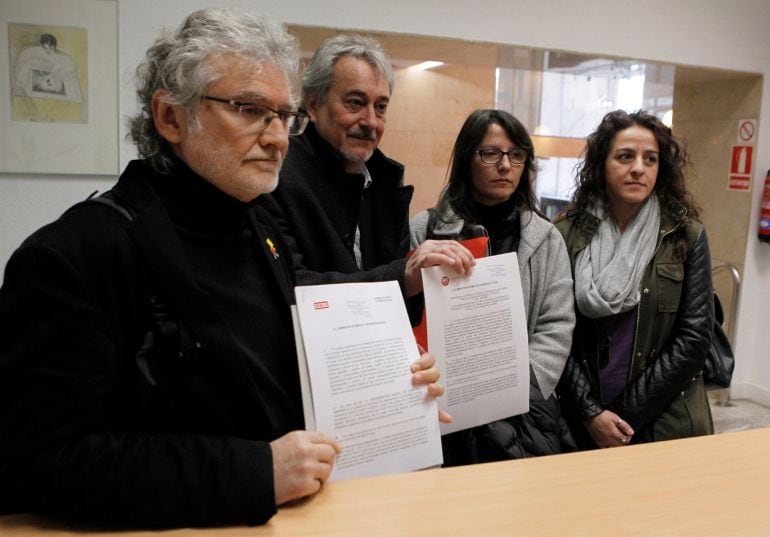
[0,0,117,175]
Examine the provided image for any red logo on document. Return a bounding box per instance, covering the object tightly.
[441,276,450,286]
[313,301,329,310]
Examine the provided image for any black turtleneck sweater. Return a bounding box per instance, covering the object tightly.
[472,197,521,255]
[149,159,303,437]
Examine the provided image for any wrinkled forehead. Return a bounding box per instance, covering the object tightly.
[331,56,389,95]
[203,53,293,104]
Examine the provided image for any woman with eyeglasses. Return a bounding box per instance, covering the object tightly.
[555,110,714,449]
[410,109,576,464]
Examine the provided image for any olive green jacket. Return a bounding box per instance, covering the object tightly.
[555,203,714,445]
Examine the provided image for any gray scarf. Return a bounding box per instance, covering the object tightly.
[574,196,660,318]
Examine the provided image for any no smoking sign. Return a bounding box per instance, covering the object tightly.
[737,119,757,144]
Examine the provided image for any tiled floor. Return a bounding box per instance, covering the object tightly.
[709,391,770,434]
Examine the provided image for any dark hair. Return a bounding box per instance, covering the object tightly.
[435,109,539,224]
[40,34,57,48]
[572,109,699,220]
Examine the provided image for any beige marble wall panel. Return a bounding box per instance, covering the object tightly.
[434,64,495,101]
[379,64,495,215]
[381,130,435,167]
[676,117,752,265]
[392,69,438,99]
[432,132,456,167]
[673,75,762,323]
[407,165,450,216]
[675,76,762,120]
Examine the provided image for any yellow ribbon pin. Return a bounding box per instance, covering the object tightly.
[266,238,279,259]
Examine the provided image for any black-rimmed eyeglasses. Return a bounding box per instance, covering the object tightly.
[477,148,527,165]
[200,95,309,136]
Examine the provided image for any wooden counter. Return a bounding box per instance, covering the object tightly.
[2,427,769,536]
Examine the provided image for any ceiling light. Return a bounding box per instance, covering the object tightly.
[410,60,444,71]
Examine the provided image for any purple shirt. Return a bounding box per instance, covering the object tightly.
[599,306,638,406]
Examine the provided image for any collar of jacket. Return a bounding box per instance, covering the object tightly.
[561,197,688,251]
[299,122,405,191]
[117,157,255,236]
[659,198,688,236]
[427,203,552,267]
[429,205,468,238]
[106,159,293,305]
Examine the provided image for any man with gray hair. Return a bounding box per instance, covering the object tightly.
[0,9,445,528]
[264,35,472,301]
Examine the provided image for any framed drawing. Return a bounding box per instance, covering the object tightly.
[9,23,88,123]
[0,0,117,175]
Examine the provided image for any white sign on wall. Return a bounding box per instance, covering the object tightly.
[736,118,758,144]
[727,118,758,192]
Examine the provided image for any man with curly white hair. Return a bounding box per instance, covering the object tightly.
[0,8,445,528]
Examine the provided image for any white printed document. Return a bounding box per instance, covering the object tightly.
[293,280,443,481]
[422,252,529,435]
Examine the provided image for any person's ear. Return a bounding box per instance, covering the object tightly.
[304,91,320,122]
[152,90,186,144]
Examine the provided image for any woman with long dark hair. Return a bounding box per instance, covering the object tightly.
[411,109,576,464]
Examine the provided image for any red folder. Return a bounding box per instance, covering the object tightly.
[412,236,488,350]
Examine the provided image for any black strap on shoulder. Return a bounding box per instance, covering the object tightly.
[85,191,136,221]
[80,190,188,387]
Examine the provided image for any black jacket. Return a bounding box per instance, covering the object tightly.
[263,123,413,290]
[442,367,576,464]
[0,159,301,527]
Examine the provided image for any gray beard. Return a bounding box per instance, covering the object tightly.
[339,146,374,165]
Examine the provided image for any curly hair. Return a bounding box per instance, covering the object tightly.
[572,109,699,221]
[435,109,539,224]
[128,8,299,173]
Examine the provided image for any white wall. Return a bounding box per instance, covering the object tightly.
[3,0,770,402]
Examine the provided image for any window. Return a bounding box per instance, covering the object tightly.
[496,55,674,216]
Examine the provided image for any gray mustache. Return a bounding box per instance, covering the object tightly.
[347,126,376,141]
